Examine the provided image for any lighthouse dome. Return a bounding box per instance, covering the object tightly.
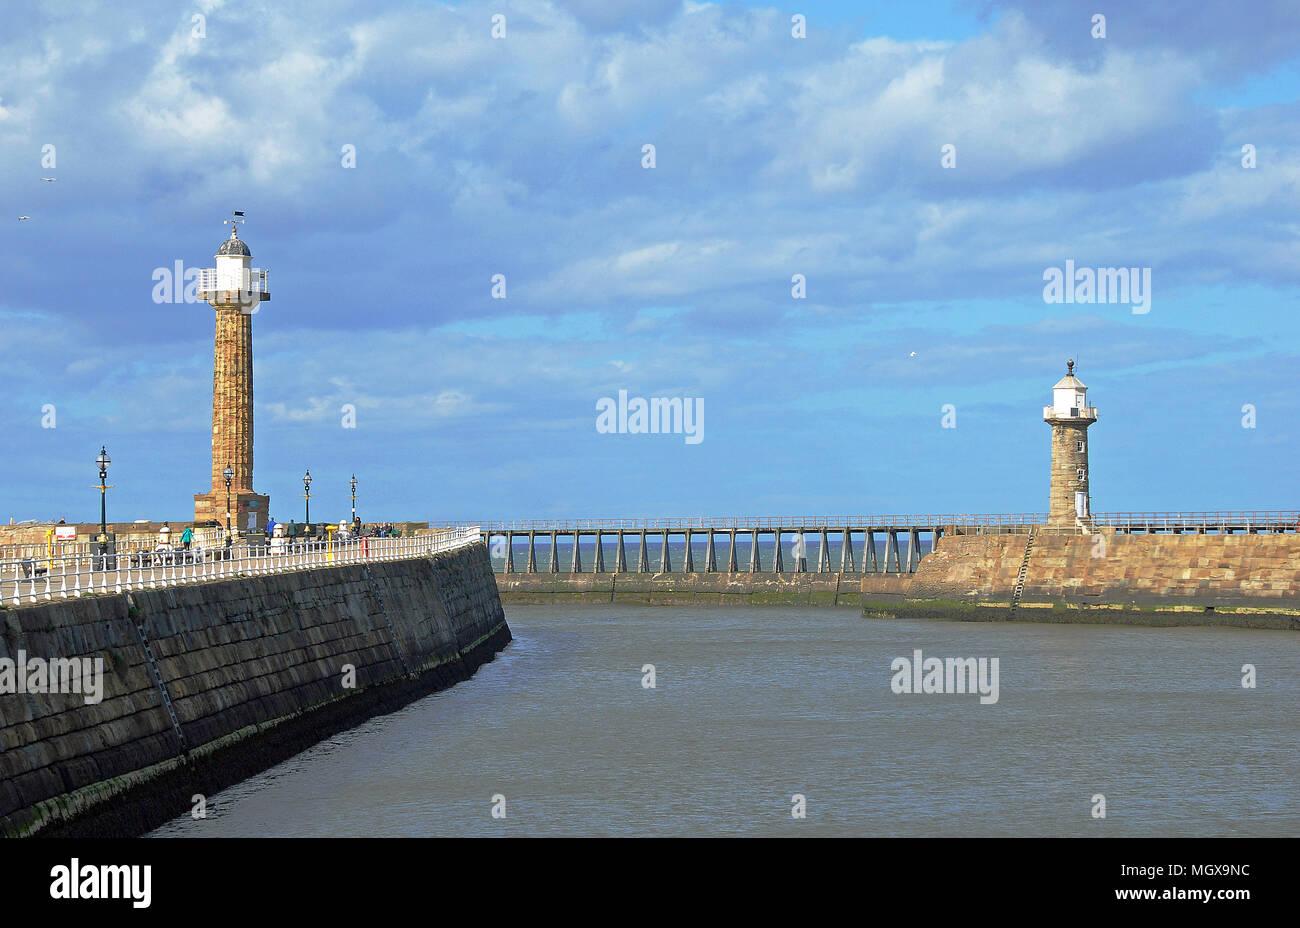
[1052,359,1086,391]
[216,230,251,258]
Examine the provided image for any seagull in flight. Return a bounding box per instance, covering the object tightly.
[40,177,55,182]
[18,216,30,221]
[909,351,917,358]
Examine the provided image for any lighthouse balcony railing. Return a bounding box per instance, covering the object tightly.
[197,267,269,295]
[1043,405,1097,420]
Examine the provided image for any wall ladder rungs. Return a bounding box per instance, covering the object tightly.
[1010,527,1036,611]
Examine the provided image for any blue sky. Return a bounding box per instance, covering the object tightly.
[2,0,1299,524]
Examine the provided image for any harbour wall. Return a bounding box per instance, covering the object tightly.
[495,532,1300,629]
[496,572,911,606]
[0,542,510,838]
[869,531,1300,629]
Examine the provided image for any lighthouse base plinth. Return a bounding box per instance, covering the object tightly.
[194,490,270,536]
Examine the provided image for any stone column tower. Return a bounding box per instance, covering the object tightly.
[193,216,271,534]
[1043,360,1097,528]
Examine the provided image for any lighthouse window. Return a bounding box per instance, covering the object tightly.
[1076,467,1086,481]
[1076,440,1086,453]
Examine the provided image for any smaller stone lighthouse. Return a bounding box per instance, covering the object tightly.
[1043,360,1097,528]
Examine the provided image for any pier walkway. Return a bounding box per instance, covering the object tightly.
[457,511,1300,575]
[0,528,480,608]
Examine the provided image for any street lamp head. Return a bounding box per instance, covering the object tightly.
[223,464,234,485]
[303,469,312,489]
[96,446,110,471]
[350,474,357,492]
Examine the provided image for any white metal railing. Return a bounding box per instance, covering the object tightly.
[1092,511,1300,531]
[462,515,1048,532]
[0,537,173,563]
[1,527,480,608]
[1042,405,1098,420]
[462,510,1300,533]
[197,267,269,294]
[194,526,226,548]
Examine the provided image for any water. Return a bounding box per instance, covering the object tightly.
[151,605,1299,837]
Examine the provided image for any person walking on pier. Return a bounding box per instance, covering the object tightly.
[180,526,193,551]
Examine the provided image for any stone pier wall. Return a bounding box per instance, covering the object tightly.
[0,542,509,838]
[868,532,1300,629]
[496,572,911,606]
[495,532,1300,630]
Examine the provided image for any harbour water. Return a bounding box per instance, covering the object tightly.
[151,604,1299,837]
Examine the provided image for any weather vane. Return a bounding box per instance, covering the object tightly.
[223,210,246,230]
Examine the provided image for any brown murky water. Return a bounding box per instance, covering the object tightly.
[151,604,1299,837]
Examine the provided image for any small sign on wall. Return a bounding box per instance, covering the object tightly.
[54,526,76,541]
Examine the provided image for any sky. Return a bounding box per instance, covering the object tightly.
[2,0,1299,525]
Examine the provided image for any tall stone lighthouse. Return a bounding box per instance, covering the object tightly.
[192,214,271,534]
[1043,359,1097,527]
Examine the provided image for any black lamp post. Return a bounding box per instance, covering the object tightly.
[95,446,111,564]
[223,464,234,545]
[350,474,357,525]
[303,469,312,524]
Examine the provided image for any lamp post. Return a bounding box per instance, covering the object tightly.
[350,474,357,526]
[303,469,312,524]
[223,464,234,546]
[95,446,111,566]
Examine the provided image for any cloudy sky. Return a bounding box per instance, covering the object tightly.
[2,0,1298,524]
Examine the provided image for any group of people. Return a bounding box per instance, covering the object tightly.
[260,516,400,541]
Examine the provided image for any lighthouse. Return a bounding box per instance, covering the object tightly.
[192,213,271,534]
[1043,359,1097,527]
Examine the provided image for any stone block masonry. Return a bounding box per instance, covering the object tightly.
[496,572,912,607]
[0,542,509,837]
[867,532,1300,630]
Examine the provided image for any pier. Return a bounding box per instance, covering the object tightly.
[464,511,1300,576]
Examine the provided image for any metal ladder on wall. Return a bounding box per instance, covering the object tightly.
[1010,526,1036,612]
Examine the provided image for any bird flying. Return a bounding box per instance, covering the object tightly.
[40,177,55,182]
[18,216,30,220]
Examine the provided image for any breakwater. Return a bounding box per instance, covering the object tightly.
[494,530,1300,630]
[497,572,910,606]
[0,541,509,837]
[866,531,1300,630]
